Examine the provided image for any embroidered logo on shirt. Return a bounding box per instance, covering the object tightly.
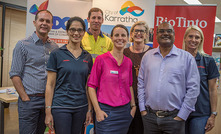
[100,46,106,52]
[63,60,70,62]
[198,66,205,68]
[83,60,88,63]
[110,70,118,74]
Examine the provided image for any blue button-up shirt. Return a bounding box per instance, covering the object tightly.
[138,45,200,120]
[9,32,58,94]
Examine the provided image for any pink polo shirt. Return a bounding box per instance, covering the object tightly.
[88,51,133,107]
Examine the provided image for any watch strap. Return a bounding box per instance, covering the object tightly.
[211,112,217,116]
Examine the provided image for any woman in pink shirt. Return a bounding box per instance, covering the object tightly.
[88,24,136,134]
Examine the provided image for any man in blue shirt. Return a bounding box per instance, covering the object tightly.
[9,10,58,134]
[137,22,200,134]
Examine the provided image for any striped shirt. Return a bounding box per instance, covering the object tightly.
[9,32,58,95]
[138,45,200,120]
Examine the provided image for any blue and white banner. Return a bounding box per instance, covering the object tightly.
[26,0,92,45]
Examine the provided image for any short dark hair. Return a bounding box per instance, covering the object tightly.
[111,24,129,37]
[66,16,86,32]
[88,7,103,18]
[35,10,53,23]
[157,22,174,33]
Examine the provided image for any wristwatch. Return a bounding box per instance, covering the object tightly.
[211,112,217,116]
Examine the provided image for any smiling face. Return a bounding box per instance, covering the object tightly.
[67,21,85,44]
[184,29,202,52]
[87,11,103,31]
[156,23,175,47]
[111,27,129,49]
[131,25,148,44]
[33,11,53,37]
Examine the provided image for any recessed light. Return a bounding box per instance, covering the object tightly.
[184,0,202,4]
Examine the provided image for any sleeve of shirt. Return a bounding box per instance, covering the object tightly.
[46,51,58,72]
[137,55,146,112]
[177,56,200,120]
[9,41,26,78]
[207,57,220,80]
[88,56,102,89]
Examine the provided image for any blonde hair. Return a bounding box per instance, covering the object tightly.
[182,25,205,54]
[130,21,149,44]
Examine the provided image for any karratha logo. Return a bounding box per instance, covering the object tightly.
[120,1,144,17]
[29,0,49,15]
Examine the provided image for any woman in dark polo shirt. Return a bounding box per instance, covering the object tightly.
[183,25,220,134]
[44,17,93,134]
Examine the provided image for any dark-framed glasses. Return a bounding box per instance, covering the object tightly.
[68,28,84,34]
[134,29,146,34]
[157,29,173,34]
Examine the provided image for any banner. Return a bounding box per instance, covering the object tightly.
[93,0,155,36]
[153,5,216,55]
[26,0,92,46]
[26,0,155,45]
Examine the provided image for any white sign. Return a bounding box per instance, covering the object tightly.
[26,0,92,45]
[93,0,155,36]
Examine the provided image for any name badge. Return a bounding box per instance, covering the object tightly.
[110,70,118,74]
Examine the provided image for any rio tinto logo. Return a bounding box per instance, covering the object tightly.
[156,16,208,28]
[29,0,49,15]
[119,1,144,17]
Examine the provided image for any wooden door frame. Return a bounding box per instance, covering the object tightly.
[0,2,26,87]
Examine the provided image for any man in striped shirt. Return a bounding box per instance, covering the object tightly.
[9,10,58,134]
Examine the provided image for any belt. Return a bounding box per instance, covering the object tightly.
[147,107,178,118]
[28,93,45,97]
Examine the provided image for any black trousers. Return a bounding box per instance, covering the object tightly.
[142,110,185,134]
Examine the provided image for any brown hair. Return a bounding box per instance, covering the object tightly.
[88,7,103,18]
[111,24,129,37]
[35,10,53,23]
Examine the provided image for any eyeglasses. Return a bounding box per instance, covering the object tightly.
[157,29,173,34]
[68,28,84,34]
[134,29,146,34]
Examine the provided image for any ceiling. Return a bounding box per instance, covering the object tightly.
[156,0,221,33]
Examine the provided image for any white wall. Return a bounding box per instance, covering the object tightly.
[215,23,221,34]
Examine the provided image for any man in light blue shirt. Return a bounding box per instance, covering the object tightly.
[138,22,200,134]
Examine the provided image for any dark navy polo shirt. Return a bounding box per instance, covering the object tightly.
[190,52,220,117]
[47,44,93,109]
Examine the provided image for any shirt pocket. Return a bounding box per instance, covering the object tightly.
[168,69,183,84]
